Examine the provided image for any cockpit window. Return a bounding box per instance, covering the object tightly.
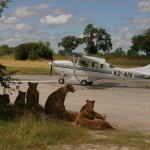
[109,64,115,68]
[92,62,99,68]
[100,64,104,68]
[78,60,90,67]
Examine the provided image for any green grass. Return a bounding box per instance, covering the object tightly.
[6,66,57,75]
[0,108,150,150]
[88,130,150,150]
[107,57,150,68]
[0,113,89,150]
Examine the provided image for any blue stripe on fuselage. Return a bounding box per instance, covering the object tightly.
[54,64,112,74]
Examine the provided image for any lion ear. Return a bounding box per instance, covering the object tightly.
[92,100,95,103]
[28,82,31,86]
[18,90,21,93]
[86,99,90,103]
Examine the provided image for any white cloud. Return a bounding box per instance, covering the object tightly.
[52,8,73,15]
[15,23,31,31]
[118,26,130,33]
[123,17,150,32]
[133,17,150,31]
[133,17,150,24]
[40,14,72,25]
[76,17,91,25]
[112,32,133,50]
[12,3,52,18]
[138,1,150,12]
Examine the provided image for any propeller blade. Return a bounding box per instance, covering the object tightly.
[49,61,53,77]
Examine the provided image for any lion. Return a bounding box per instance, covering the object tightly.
[45,84,75,115]
[45,84,77,121]
[26,82,39,109]
[75,100,114,129]
[0,94,10,107]
[14,91,26,109]
[80,99,106,120]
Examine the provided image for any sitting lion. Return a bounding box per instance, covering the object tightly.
[45,84,75,115]
[75,100,114,129]
[14,91,26,109]
[45,84,77,121]
[26,82,44,113]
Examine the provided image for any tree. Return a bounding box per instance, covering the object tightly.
[0,64,21,94]
[15,43,30,60]
[38,41,53,60]
[0,0,20,95]
[130,28,150,56]
[83,24,112,55]
[0,44,10,57]
[111,47,126,57]
[0,0,11,16]
[58,35,82,54]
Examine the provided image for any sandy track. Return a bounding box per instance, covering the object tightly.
[3,75,150,132]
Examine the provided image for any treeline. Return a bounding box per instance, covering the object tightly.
[0,41,53,60]
[1,24,150,60]
[57,24,150,57]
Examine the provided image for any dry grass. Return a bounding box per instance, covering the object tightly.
[0,56,49,67]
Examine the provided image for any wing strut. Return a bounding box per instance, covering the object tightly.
[73,56,76,76]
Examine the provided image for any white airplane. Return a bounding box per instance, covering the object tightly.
[49,52,150,86]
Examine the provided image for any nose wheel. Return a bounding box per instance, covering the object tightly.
[58,78,65,84]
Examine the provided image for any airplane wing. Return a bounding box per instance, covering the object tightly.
[82,55,106,63]
[65,52,106,63]
[65,52,83,57]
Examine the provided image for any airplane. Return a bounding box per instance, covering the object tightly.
[49,52,150,86]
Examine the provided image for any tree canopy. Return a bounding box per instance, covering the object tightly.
[83,24,112,54]
[58,24,112,55]
[130,28,150,56]
[58,35,82,54]
[0,0,11,16]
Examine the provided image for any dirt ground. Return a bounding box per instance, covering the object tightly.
[4,75,150,132]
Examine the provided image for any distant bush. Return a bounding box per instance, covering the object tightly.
[14,41,53,60]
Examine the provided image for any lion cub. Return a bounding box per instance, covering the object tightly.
[14,91,26,109]
[0,94,10,107]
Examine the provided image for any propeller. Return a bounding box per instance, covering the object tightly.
[49,61,53,77]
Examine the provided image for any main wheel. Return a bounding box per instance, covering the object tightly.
[58,78,64,84]
[87,81,93,85]
[81,79,88,86]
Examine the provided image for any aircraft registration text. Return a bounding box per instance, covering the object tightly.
[113,71,133,78]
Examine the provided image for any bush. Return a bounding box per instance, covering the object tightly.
[15,44,30,60]
[14,42,53,60]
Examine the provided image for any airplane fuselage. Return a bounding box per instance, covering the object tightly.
[50,60,148,80]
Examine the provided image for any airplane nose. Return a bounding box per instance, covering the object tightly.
[48,61,53,65]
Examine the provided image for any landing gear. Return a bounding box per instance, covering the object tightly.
[81,80,93,86]
[87,81,93,85]
[81,79,87,86]
[58,78,65,84]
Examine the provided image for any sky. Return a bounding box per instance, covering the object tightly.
[0,0,150,53]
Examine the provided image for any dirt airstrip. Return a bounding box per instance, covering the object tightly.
[4,75,150,132]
